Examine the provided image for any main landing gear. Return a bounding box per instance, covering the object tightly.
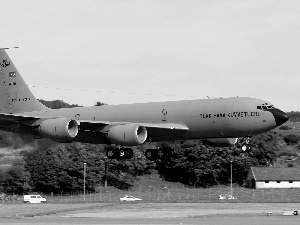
[106,146,173,161]
[145,147,172,161]
[106,147,133,160]
[239,137,252,153]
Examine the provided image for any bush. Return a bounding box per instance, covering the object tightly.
[279,125,291,130]
[277,151,299,157]
[283,134,300,145]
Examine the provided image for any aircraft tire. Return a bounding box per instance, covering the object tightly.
[145,149,158,161]
[106,149,117,159]
[123,148,133,159]
[241,143,252,153]
[157,149,164,158]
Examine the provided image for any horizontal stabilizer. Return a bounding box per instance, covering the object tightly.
[0,113,42,121]
[0,47,20,50]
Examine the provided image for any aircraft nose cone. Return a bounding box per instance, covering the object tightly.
[270,108,289,126]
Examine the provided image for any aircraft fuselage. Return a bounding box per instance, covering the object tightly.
[20,97,283,144]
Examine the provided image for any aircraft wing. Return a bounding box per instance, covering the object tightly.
[0,113,112,129]
[80,121,190,141]
[0,113,188,130]
[0,113,189,140]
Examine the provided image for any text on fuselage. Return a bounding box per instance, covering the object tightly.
[200,111,260,119]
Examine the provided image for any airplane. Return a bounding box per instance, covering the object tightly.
[0,48,289,160]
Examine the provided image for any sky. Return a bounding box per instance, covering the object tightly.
[1,0,300,111]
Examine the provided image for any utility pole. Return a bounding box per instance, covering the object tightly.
[83,162,86,201]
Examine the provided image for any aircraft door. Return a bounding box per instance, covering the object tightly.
[161,109,167,122]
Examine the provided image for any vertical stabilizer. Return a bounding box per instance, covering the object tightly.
[0,49,47,113]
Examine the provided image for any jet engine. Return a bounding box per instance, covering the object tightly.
[202,138,238,147]
[106,123,147,146]
[38,118,79,142]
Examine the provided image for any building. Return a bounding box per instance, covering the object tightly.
[247,167,300,189]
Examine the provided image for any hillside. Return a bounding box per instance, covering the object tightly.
[0,132,57,171]
[273,121,300,167]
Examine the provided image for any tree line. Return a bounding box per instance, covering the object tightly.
[0,143,155,194]
[0,131,279,194]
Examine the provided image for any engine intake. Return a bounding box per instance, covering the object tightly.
[106,123,147,146]
[39,118,78,142]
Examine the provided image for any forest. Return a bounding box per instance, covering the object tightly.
[0,100,298,194]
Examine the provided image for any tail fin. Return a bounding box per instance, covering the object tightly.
[0,48,47,113]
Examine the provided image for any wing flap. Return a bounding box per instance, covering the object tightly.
[139,123,189,131]
[78,121,189,133]
[78,120,126,130]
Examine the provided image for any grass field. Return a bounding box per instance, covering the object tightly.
[0,202,114,218]
[1,202,300,219]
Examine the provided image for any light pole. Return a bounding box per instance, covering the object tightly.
[230,160,233,197]
[83,162,86,202]
[104,161,108,191]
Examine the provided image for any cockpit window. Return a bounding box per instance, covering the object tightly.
[257,103,274,111]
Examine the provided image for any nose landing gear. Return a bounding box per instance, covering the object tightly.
[240,137,252,153]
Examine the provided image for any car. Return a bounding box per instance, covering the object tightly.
[120,195,142,202]
[23,195,46,203]
[219,194,237,200]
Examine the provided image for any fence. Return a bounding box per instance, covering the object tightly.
[2,187,300,204]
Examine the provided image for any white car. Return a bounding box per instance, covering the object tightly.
[120,195,142,202]
[23,195,46,203]
[219,194,237,200]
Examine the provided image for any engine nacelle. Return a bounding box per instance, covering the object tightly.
[106,123,147,146]
[202,138,238,147]
[39,118,79,142]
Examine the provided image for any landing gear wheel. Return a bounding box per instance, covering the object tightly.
[125,148,134,159]
[241,143,252,153]
[157,149,164,158]
[106,149,116,159]
[119,149,125,157]
[145,149,153,158]
[145,149,156,161]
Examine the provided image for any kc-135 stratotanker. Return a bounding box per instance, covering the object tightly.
[0,48,289,160]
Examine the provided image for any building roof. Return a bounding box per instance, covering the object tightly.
[250,167,300,181]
